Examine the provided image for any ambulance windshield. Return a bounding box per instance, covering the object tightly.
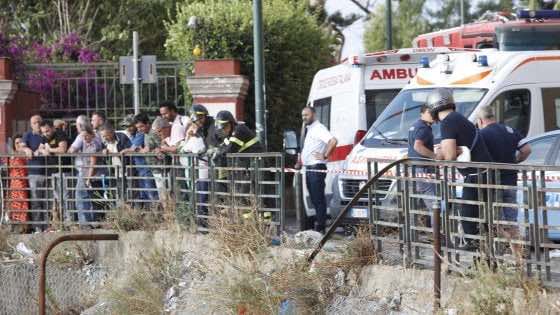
[362,88,487,147]
[497,25,560,51]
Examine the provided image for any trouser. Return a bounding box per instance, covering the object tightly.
[51,172,71,221]
[76,177,94,224]
[196,179,209,227]
[135,168,158,208]
[305,164,327,232]
[501,189,518,222]
[28,174,47,230]
[153,171,169,202]
[461,174,487,236]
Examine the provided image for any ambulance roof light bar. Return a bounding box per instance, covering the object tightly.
[517,10,560,19]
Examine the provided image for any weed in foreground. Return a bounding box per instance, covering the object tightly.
[208,206,274,260]
[454,259,553,315]
[106,243,186,315]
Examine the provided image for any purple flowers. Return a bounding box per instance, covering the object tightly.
[0,33,101,94]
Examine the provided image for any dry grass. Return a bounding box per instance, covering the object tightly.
[447,259,559,314]
[106,243,186,315]
[105,202,179,232]
[0,226,9,253]
[208,206,274,260]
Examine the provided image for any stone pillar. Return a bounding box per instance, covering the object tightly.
[186,59,249,120]
[0,57,18,152]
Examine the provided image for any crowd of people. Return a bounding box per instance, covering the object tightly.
[2,102,264,233]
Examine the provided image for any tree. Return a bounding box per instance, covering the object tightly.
[0,0,179,60]
[363,0,429,51]
[166,0,334,149]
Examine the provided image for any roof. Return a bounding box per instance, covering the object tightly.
[407,50,560,89]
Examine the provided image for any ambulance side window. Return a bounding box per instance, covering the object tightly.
[541,88,560,131]
[488,89,531,136]
[313,97,331,129]
[365,89,400,128]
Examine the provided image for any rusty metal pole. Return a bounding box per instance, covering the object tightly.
[39,233,119,315]
[433,202,442,311]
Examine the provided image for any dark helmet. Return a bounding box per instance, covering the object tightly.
[425,88,455,121]
[190,104,209,123]
[215,110,236,130]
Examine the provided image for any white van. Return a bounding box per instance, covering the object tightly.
[301,47,479,219]
[338,49,560,219]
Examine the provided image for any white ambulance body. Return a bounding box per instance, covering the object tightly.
[303,47,479,218]
[339,49,560,220]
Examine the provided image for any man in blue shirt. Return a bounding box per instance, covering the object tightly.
[21,115,48,232]
[428,88,493,250]
[121,115,158,206]
[408,105,436,228]
[476,106,531,242]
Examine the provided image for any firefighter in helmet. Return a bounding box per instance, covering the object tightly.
[212,110,263,189]
[189,104,218,150]
[214,110,263,154]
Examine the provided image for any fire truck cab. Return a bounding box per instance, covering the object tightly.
[414,10,560,51]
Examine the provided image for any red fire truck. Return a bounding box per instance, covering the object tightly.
[413,10,560,51]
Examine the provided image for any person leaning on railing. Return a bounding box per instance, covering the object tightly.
[68,122,104,227]
[137,115,172,203]
[39,120,72,223]
[475,105,532,254]
[118,114,159,206]
[430,88,493,251]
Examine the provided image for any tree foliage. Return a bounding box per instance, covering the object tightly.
[364,0,429,52]
[0,0,179,60]
[166,0,333,149]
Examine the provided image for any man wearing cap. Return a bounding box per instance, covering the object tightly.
[159,101,190,153]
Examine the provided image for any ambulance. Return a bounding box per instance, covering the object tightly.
[299,47,479,220]
[337,49,560,222]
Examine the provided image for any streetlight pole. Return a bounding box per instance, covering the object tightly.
[385,0,392,50]
[132,31,140,115]
[253,0,267,149]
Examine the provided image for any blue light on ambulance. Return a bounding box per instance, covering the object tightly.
[420,56,430,68]
[478,55,488,67]
[517,10,560,19]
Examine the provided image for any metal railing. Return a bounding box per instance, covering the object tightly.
[24,61,192,124]
[311,158,560,287]
[0,152,284,234]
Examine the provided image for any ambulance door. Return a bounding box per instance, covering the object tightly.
[485,87,532,137]
[541,87,560,132]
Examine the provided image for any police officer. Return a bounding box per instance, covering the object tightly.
[428,88,493,249]
[408,104,436,228]
[189,104,218,150]
[476,106,531,241]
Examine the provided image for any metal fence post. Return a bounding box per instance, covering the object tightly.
[433,201,442,311]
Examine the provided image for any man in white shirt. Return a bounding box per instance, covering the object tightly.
[298,106,337,233]
[159,101,191,153]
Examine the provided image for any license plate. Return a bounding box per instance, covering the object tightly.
[349,208,368,219]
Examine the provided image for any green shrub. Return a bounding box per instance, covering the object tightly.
[166,0,334,150]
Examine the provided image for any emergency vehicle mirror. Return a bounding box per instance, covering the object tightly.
[283,129,298,155]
